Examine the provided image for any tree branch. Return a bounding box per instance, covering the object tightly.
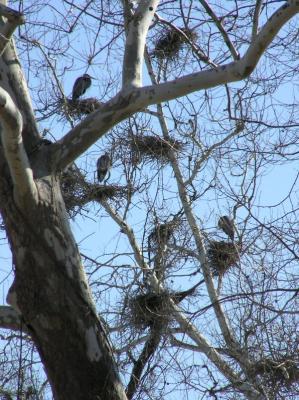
[199,0,240,60]
[171,302,264,400]
[100,200,149,273]
[143,49,240,351]
[0,4,25,56]
[122,0,159,89]
[51,1,299,175]
[252,0,263,40]
[126,328,162,399]
[143,47,264,398]
[97,168,262,398]
[185,121,245,186]
[0,12,39,151]
[0,88,38,207]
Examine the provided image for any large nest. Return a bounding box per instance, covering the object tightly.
[253,358,299,387]
[128,292,173,330]
[129,135,184,164]
[153,27,197,60]
[128,287,196,331]
[60,167,87,216]
[59,97,102,119]
[207,240,239,276]
[60,167,127,217]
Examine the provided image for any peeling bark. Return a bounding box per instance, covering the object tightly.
[0,169,127,400]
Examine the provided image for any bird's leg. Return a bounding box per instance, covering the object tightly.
[103,171,111,185]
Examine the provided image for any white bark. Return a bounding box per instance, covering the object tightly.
[0,4,24,56]
[122,0,159,89]
[85,326,103,362]
[252,0,263,39]
[0,87,38,206]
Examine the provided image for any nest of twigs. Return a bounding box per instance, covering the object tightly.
[91,185,125,201]
[60,167,88,216]
[129,135,184,163]
[253,358,299,387]
[60,167,127,217]
[128,292,173,330]
[208,240,239,275]
[60,97,102,118]
[148,221,177,245]
[153,27,197,60]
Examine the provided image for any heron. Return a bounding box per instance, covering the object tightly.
[72,74,92,101]
[218,216,236,241]
[97,153,111,183]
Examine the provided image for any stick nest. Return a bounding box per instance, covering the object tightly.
[130,135,184,164]
[253,358,299,387]
[148,221,177,246]
[207,241,239,275]
[59,98,102,118]
[153,27,197,60]
[128,291,173,330]
[60,167,127,217]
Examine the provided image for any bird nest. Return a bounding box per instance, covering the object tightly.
[60,168,126,217]
[60,167,88,216]
[60,97,102,118]
[148,221,176,245]
[91,185,125,201]
[128,292,173,330]
[207,241,239,275]
[153,27,197,60]
[129,135,184,163]
[253,358,299,387]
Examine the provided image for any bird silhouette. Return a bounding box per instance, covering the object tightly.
[72,74,92,101]
[218,216,235,241]
[97,153,111,182]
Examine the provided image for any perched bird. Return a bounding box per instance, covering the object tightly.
[97,153,111,182]
[218,216,236,241]
[72,74,92,101]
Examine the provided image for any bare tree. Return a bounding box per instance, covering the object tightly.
[0,1,298,399]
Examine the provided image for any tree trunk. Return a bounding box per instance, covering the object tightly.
[0,167,127,400]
